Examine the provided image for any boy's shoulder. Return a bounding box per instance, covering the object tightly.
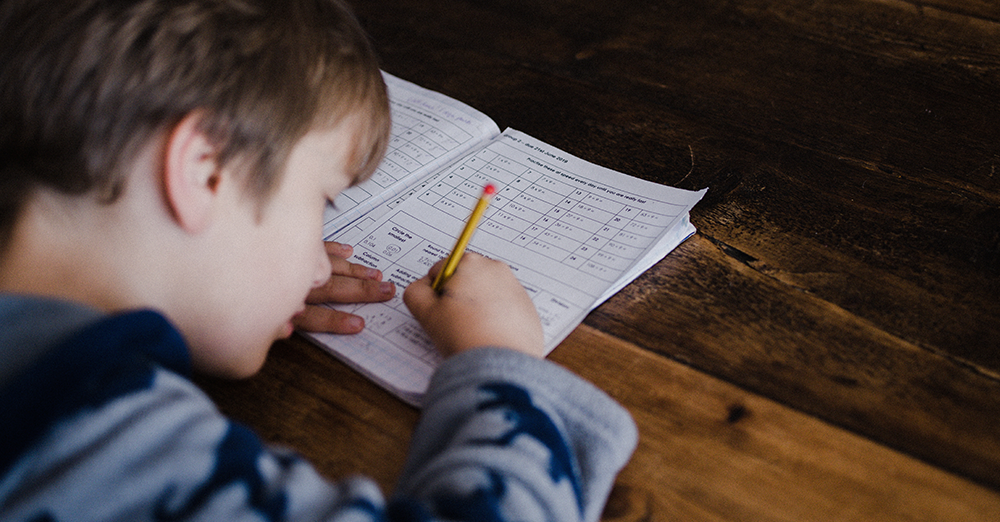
[0,294,192,392]
[0,296,312,521]
[0,295,104,386]
[0,294,193,472]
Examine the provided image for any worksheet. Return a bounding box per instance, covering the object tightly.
[322,73,500,236]
[308,128,706,405]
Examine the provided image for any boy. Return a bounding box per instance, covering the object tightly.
[0,0,637,521]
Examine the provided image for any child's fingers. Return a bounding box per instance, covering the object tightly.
[306,275,395,304]
[292,305,365,334]
[425,257,446,281]
[402,256,455,315]
[324,241,354,259]
[322,242,382,281]
[402,272,436,320]
[409,253,545,358]
[323,241,383,282]
[327,257,382,280]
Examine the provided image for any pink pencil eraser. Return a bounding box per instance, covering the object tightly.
[484,183,497,195]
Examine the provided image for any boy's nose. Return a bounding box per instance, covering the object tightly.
[312,244,332,288]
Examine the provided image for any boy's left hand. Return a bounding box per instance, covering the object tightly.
[292,242,395,334]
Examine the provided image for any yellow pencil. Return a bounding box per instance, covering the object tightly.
[432,183,497,292]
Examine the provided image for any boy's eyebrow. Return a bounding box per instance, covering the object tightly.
[346,170,366,188]
[344,151,376,188]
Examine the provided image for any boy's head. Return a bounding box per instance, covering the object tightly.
[0,0,390,376]
[1,0,389,250]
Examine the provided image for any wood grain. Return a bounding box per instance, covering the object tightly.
[553,326,1000,522]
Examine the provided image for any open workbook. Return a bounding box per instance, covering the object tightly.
[305,72,707,405]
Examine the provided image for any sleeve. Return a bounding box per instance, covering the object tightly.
[2,341,634,522]
[0,365,396,522]
[392,347,639,522]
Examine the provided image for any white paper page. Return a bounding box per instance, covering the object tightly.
[309,129,706,405]
[595,211,696,305]
[322,72,501,237]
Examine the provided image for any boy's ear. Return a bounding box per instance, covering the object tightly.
[163,112,222,234]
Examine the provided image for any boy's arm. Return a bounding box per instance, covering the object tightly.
[394,254,637,521]
[394,347,638,522]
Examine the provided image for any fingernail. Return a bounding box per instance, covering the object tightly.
[332,243,353,256]
[379,282,394,295]
[368,268,382,280]
[347,316,364,330]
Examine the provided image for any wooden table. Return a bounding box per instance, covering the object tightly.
[199,0,1000,519]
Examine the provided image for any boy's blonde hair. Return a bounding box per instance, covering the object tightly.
[0,0,390,247]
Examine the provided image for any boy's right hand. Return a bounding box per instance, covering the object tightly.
[403,253,545,359]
